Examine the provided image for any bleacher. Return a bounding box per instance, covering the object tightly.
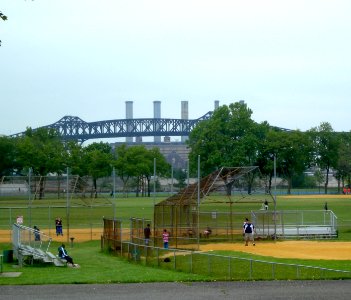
[12,223,66,267]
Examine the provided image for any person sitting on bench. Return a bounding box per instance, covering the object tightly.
[58,244,76,266]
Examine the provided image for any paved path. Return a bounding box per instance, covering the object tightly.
[1,281,351,300]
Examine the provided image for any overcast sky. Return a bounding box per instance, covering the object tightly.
[1,0,351,140]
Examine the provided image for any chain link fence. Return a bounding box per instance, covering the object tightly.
[111,241,351,280]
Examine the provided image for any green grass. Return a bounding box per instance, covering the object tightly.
[0,241,211,285]
[1,194,351,284]
[2,240,349,285]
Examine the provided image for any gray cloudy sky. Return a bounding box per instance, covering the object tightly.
[1,0,351,140]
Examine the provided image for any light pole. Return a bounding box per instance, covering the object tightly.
[113,167,116,220]
[66,167,70,244]
[28,167,32,229]
[171,161,174,194]
[153,158,156,207]
[187,159,189,187]
[274,154,277,241]
[197,155,200,250]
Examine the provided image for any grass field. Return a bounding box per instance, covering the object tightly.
[1,193,351,284]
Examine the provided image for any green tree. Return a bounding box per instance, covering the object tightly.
[84,142,113,197]
[114,144,139,196]
[265,130,312,194]
[173,168,187,189]
[0,11,7,21]
[0,10,7,47]
[16,127,66,198]
[113,145,169,197]
[334,132,351,192]
[146,147,169,197]
[308,122,340,194]
[0,136,17,176]
[187,102,269,194]
[66,140,87,176]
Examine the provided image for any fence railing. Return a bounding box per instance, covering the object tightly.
[0,205,115,243]
[111,241,351,280]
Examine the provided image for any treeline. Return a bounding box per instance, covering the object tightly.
[187,102,351,194]
[1,102,351,195]
[0,128,170,198]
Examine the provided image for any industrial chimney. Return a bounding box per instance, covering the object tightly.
[214,100,220,110]
[181,100,188,143]
[153,101,161,143]
[125,101,133,143]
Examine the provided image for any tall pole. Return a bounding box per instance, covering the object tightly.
[274,154,277,241]
[187,159,189,187]
[171,162,174,194]
[66,167,70,244]
[28,168,32,229]
[197,155,200,250]
[113,167,116,220]
[153,158,156,207]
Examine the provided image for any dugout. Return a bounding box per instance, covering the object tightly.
[101,218,123,252]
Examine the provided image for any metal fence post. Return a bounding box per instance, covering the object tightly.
[157,247,159,266]
[208,254,211,276]
[296,265,299,279]
[190,252,193,273]
[250,259,253,279]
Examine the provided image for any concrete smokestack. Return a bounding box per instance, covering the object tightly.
[125,101,133,143]
[214,100,220,110]
[181,100,188,143]
[153,101,161,143]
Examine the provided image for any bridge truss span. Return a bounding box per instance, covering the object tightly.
[11,112,214,143]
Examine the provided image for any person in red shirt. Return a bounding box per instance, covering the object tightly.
[162,229,169,249]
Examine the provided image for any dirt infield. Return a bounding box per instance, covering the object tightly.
[0,228,105,243]
[200,241,351,260]
[2,228,351,260]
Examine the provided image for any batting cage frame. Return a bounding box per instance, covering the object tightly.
[153,166,263,249]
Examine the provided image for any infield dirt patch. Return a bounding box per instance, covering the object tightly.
[199,241,351,260]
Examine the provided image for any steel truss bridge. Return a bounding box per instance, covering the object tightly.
[11,112,214,143]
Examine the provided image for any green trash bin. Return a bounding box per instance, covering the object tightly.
[3,250,13,263]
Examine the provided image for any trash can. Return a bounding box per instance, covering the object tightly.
[3,250,13,263]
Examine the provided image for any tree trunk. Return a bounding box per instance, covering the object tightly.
[147,176,151,197]
[324,166,330,194]
[93,178,97,198]
[39,176,46,199]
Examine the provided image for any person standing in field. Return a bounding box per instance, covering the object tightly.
[162,229,169,249]
[243,218,255,246]
[34,225,40,241]
[55,217,63,236]
[144,224,151,245]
